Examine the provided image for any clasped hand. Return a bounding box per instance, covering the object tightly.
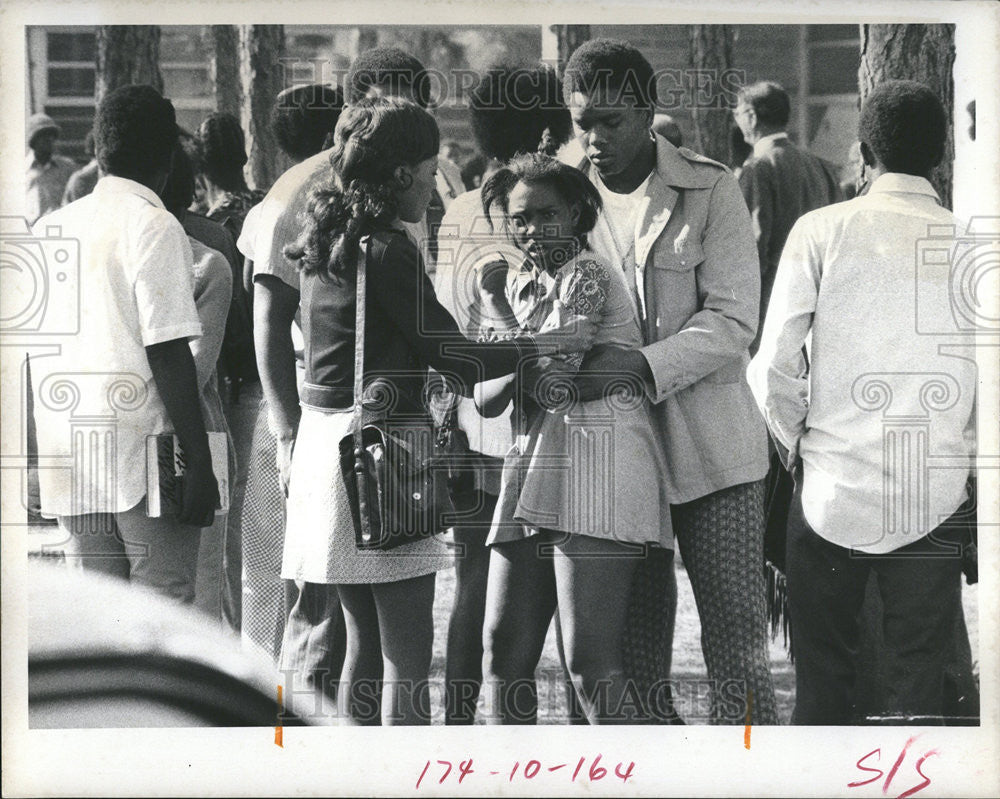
[573,344,651,403]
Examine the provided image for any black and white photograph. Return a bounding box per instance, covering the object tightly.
[1,0,997,795]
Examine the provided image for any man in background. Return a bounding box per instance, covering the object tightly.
[26,113,77,224]
[62,131,101,205]
[733,81,842,354]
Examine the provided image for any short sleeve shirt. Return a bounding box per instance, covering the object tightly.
[30,176,202,517]
[241,150,332,291]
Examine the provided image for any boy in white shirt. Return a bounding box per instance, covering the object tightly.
[748,80,977,724]
[32,85,219,604]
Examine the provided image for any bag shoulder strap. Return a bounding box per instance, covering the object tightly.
[352,238,367,424]
[352,239,372,544]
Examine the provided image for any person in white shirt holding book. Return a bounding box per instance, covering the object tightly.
[747,80,977,724]
[31,85,219,604]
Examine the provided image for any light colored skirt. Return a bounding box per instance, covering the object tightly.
[282,406,453,584]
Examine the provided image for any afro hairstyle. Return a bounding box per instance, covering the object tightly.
[346,47,432,109]
[469,63,572,163]
[562,38,657,110]
[95,84,177,182]
[271,83,345,162]
[859,80,947,177]
[197,112,247,191]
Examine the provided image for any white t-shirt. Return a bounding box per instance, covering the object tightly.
[31,176,203,517]
[238,154,329,366]
[590,171,653,317]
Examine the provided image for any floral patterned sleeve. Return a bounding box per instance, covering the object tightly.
[545,258,611,369]
[561,258,611,319]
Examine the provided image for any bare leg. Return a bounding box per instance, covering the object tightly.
[553,533,639,724]
[372,573,437,726]
[335,583,384,726]
[445,498,494,723]
[555,609,588,724]
[481,536,558,724]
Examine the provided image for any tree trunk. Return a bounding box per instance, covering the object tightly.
[859,24,956,209]
[550,25,590,77]
[687,25,735,163]
[211,25,242,118]
[239,25,286,191]
[95,26,163,106]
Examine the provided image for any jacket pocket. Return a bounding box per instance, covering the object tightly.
[650,241,705,272]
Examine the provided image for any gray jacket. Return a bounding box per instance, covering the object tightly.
[582,136,769,503]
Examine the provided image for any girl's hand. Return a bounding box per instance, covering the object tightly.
[276,435,295,498]
[477,258,510,298]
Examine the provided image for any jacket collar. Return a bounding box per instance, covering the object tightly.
[579,134,719,190]
[580,134,720,268]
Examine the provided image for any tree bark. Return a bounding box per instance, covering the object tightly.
[687,25,735,163]
[211,25,242,118]
[95,26,163,106]
[550,25,590,77]
[239,25,286,191]
[859,24,956,209]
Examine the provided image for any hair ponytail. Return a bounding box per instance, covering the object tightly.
[284,96,439,279]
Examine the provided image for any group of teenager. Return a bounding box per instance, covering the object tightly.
[30,35,977,728]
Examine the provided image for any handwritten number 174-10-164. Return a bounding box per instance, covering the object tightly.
[416,755,634,788]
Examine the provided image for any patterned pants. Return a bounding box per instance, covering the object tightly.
[240,400,289,661]
[673,479,778,725]
[621,546,678,723]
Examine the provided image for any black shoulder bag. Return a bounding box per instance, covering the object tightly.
[338,239,454,550]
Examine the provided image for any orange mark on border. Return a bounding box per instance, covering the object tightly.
[275,685,284,747]
[744,689,754,750]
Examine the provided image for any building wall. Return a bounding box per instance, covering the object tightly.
[27,24,541,172]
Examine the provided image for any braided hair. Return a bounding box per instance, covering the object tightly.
[284,96,439,279]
